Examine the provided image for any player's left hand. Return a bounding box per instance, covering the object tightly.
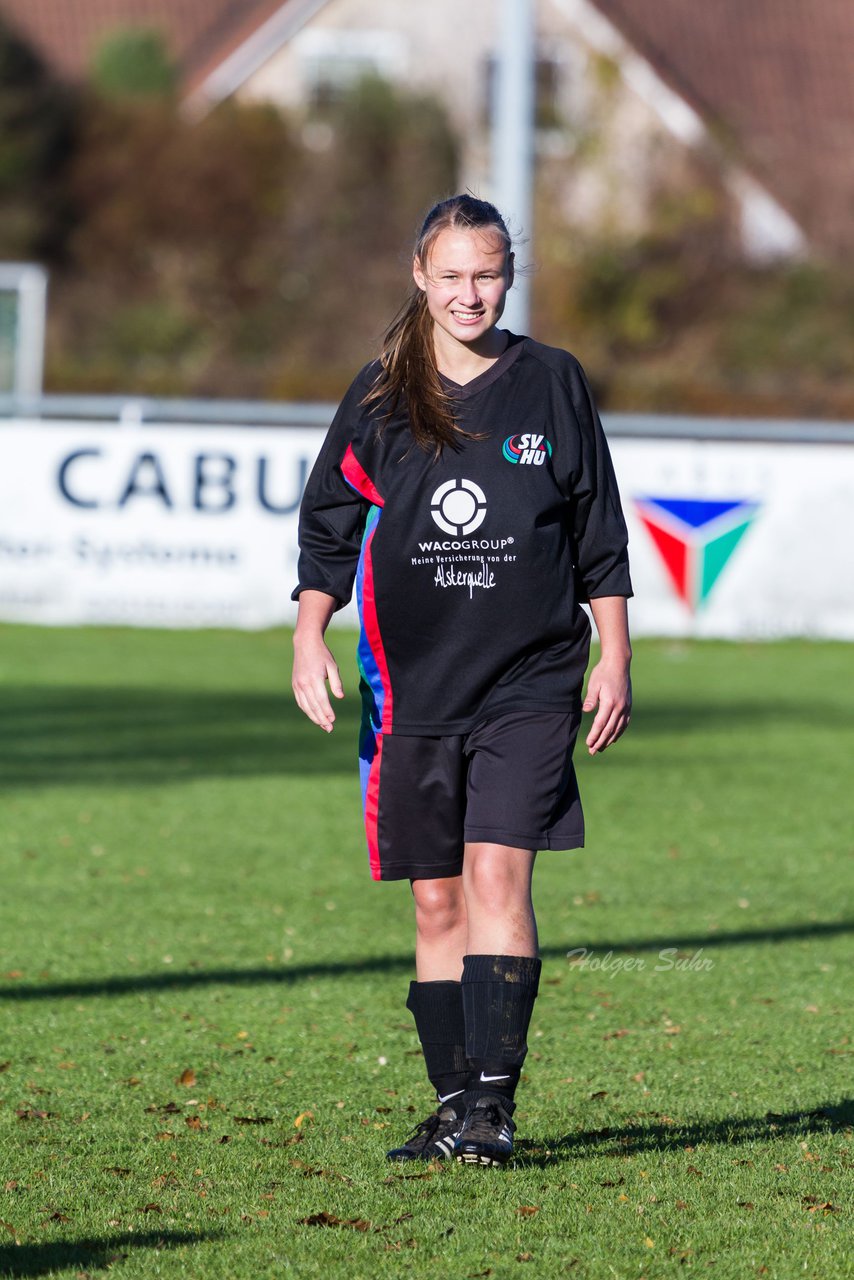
[582,660,632,755]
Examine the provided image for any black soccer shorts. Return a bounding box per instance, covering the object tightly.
[359,706,584,881]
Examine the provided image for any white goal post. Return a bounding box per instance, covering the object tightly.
[0,262,48,399]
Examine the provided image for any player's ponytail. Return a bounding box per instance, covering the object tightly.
[362,195,513,456]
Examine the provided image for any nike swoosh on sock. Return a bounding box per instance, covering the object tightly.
[437,1089,465,1103]
[479,1073,511,1082]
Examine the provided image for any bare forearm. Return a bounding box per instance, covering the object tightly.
[589,595,632,666]
[293,589,338,642]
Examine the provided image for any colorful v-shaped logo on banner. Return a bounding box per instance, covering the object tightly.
[635,497,760,612]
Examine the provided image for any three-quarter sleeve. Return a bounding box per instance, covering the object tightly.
[292,373,373,609]
[563,362,633,602]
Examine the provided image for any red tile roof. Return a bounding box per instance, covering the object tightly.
[0,0,284,92]
[2,0,852,252]
[595,0,854,255]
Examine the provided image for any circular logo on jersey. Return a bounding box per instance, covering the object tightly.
[502,433,553,464]
[430,478,487,535]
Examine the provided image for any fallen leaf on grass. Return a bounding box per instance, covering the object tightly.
[1,1220,18,1237]
[600,1178,625,1187]
[603,1029,631,1040]
[516,1205,539,1216]
[16,1109,57,1121]
[144,1101,181,1115]
[139,1203,161,1213]
[802,1196,837,1213]
[103,1167,132,1177]
[590,1091,608,1100]
[517,1253,534,1262]
[298,1211,372,1232]
[293,1111,314,1129]
[185,1116,204,1131]
[233,1115,273,1125]
[289,1159,353,1185]
[737,1201,755,1210]
[686,1165,703,1177]
[259,1133,303,1148]
[39,1211,71,1223]
[177,1069,197,1087]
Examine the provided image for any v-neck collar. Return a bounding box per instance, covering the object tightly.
[439,332,526,400]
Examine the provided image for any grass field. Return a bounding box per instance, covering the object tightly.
[1,625,852,1280]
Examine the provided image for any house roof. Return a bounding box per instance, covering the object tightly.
[2,0,852,253]
[0,0,285,92]
[594,0,854,256]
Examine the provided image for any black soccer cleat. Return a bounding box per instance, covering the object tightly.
[385,1104,463,1162]
[453,1093,516,1167]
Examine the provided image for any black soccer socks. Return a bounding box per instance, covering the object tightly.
[460,953,542,1102]
[405,980,470,1109]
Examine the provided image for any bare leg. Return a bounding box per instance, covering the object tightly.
[410,875,468,981]
[462,843,538,957]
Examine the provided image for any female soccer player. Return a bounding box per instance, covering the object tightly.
[292,194,632,1167]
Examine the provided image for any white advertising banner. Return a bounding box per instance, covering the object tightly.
[0,420,346,629]
[611,437,854,639]
[1,420,853,637]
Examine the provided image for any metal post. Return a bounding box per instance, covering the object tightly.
[0,263,48,403]
[491,0,535,336]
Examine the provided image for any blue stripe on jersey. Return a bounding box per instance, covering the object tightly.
[355,503,384,732]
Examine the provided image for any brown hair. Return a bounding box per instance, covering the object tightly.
[362,194,512,455]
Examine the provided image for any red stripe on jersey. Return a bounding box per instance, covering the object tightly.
[341,444,384,507]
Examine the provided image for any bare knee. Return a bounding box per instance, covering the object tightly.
[464,846,533,916]
[412,877,466,942]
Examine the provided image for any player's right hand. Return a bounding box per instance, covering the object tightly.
[291,634,344,733]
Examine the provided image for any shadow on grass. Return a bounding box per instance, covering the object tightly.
[1,686,362,788]
[3,684,851,791]
[0,1228,225,1278]
[2,919,852,1002]
[513,1098,854,1168]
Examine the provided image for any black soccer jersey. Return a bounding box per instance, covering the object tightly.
[293,334,632,736]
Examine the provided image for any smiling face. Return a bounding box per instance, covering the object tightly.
[413,227,514,358]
